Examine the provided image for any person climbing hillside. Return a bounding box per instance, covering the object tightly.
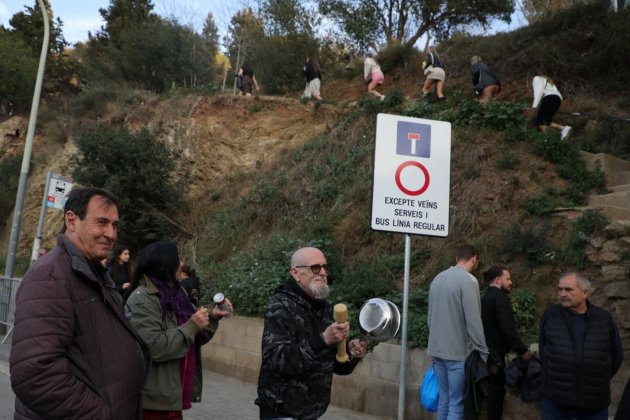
[238,63,260,96]
[364,53,385,100]
[302,56,323,101]
[470,56,500,103]
[422,46,446,100]
[529,74,572,140]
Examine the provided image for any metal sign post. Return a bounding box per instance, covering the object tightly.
[4,0,49,278]
[371,113,452,419]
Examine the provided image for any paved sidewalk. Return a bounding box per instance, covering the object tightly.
[0,334,388,419]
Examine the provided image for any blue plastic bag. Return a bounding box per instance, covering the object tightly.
[420,362,439,412]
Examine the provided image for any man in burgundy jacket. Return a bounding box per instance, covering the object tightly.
[10,187,150,419]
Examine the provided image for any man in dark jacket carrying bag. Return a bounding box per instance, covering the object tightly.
[10,187,150,419]
[481,266,532,420]
[539,271,623,420]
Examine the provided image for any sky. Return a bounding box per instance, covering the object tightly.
[0,0,245,45]
[0,0,528,47]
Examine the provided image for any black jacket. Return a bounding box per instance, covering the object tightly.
[303,61,321,83]
[464,350,490,420]
[255,282,359,419]
[540,302,623,411]
[471,62,500,92]
[481,287,528,359]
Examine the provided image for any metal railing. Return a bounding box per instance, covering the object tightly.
[0,276,20,344]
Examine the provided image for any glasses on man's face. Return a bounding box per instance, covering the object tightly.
[294,264,328,274]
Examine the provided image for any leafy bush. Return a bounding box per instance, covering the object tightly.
[522,189,563,216]
[377,42,421,73]
[82,18,216,93]
[0,30,37,115]
[68,84,119,114]
[248,33,320,94]
[564,210,609,269]
[452,100,526,131]
[581,119,630,162]
[494,223,556,266]
[0,154,22,232]
[510,288,538,343]
[527,130,607,207]
[69,125,186,251]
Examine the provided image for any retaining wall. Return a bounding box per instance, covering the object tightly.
[200,315,434,419]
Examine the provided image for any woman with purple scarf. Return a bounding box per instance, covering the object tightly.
[126,240,232,420]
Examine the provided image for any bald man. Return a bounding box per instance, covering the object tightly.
[255,247,368,419]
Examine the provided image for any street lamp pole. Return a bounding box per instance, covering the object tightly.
[4,0,50,277]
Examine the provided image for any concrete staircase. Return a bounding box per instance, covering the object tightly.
[581,151,630,221]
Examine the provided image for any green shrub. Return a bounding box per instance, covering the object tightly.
[510,288,538,343]
[0,154,22,231]
[69,125,186,251]
[453,100,526,131]
[522,189,563,216]
[68,84,119,114]
[564,210,609,268]
[495,223,556,266]
[376,43,421,73]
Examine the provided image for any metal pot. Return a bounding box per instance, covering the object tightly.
[358,298,401,342]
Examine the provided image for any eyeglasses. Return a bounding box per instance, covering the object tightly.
[294,264,329,274]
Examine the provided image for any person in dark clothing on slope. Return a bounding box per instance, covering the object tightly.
[238,63,260,96]
[539,271,623,420]
[481,266,532,420]
[470,56,500,103]
[255,246,368,419]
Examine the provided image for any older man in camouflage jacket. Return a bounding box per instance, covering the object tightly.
[255,247,368,419]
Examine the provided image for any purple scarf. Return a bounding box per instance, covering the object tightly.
[148,275,195,322]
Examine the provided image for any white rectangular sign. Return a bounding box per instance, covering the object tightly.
[371,113,451,237]
[46,173,73,210]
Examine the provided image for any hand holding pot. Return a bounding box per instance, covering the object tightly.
[348,338,368,359]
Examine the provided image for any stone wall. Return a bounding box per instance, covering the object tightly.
[200,316,543,419]
[587,220,630,416]
[200,315,435,419]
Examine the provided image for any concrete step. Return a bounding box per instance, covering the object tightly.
[582,204,630,221]
[615,171,630,185]
[609,184,630,193]
[581,151,630,187]
[589,190,630,208]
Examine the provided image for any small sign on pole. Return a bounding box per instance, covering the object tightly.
[31,172,73,263]
[46,173,73,210]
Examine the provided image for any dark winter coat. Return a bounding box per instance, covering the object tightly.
[471,62,500,93]
[464,350,490,420]
[539,302,623,411]
[481,287,528,359]
[10,234,150,420]
[255,282,359,419]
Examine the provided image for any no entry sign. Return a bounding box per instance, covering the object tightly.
[371,113,451,237]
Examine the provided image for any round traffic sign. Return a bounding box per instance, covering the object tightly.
[394,161,430,196]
